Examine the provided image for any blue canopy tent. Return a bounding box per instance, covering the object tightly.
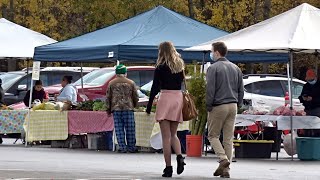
[34,6,287,63]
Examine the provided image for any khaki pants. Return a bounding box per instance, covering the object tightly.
[207,103,237,162]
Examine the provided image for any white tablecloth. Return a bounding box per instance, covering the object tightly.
[236,114,320,130]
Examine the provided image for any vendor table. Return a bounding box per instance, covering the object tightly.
[23,110,189,146]
[236,114,320,130]
[68,111,114,134]
[0,110,27,134]
[126,112,189,148]
[24,110,68,142]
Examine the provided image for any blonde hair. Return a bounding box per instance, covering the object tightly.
[156,41,185,73]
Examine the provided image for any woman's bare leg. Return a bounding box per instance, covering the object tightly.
[170,121,181,155]
[160,120,172,166]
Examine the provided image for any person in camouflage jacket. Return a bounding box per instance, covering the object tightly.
[106,64,139,153]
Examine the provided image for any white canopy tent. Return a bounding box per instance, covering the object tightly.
[0,18,57,146]
[0,18,56,58]
[186,3,320,160]
[185,3,320,54]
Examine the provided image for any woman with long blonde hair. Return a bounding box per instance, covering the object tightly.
[146,41,186,178]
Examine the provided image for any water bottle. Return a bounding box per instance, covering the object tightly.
[285,92,290,106]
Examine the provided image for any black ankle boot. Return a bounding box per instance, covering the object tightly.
[176,154,186,175]
[162,166,173,178]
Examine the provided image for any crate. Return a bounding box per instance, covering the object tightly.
[233,140,274,158]
[88,131,113,151]
[51,140,70,148]
[69,135,88,149]
[296,137,320,161]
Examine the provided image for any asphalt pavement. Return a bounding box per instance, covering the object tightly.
[0,138,320,180]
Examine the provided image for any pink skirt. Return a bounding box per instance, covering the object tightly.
[155,90,183,123]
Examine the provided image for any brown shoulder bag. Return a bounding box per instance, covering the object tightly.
[182,71,198,121]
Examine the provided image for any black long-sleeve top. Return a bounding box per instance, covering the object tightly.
[146,64,184,113]
[23,87,46,106]
[298,81,320,110]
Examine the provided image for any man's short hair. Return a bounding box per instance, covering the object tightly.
[212,42,228,57]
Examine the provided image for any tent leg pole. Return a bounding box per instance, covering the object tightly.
[315,51,319,75]
[289,51,294,161]
[25,79,34,147]
[201,51,206,75]
[80,63,84,94]
[27,59,30,90]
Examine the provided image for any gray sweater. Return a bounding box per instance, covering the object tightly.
[206,58,244,112]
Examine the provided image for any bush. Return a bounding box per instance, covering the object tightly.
[188,73,207,135]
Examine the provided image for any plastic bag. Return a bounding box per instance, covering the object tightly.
[296,110,306,116]
[283,131,298,156]
[242,105,270,115]
[32,102,45,110]
[44,102,56,110]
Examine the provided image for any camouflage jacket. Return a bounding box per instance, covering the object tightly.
[106,76,139,113]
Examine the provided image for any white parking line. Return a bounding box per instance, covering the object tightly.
[4,177,142,180]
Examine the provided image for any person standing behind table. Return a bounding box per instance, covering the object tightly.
[106,64,139,153]
[55,76,78,108]
[23,80,48,107]
[299,69,320,137]
[146,41,186,178]
[206,42,244,179]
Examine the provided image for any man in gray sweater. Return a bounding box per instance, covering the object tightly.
[206,42,244,178]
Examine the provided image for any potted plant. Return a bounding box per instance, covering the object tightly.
[186,73,207,157]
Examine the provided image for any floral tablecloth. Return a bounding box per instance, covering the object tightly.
[0,110,28,134]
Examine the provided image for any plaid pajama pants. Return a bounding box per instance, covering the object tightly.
[113,110,136,151]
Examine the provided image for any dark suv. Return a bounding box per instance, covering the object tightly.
[1,68,98,105]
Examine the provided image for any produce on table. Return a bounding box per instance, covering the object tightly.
[76,100,94,111]
[32,102,69,111]
[273,106,297,116]
[93,100,107,111]
[0,104,13,110]
[43,102,56,110]
[32,102,46,110]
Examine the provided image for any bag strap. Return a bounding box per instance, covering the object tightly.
[183,70,187,92]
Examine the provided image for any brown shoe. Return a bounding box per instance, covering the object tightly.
[220,167,230,178]
[213,159,230,176]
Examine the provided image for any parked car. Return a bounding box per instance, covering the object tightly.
[1,67,98,105]
[243,74,305,111]
[44,66,155,102]
[141,74,305,111]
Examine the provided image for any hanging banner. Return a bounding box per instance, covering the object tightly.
[32,61,41,80]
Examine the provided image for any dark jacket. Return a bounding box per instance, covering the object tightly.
[23,88,46,106]
[299,81,320,110]
[206,58,244,112]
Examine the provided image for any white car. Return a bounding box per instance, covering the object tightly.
[141,74,306,111]
[243,75,305,111]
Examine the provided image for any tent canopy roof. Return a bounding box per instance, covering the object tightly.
[34,6,287,63]
[0,18,57,58]
[34,6,228,62]
[185,3,320,54]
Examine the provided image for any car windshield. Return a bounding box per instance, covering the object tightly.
[141,81,153,92]
[0,73,24,91]
[74,69,115,87]
[283,80,304,99]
